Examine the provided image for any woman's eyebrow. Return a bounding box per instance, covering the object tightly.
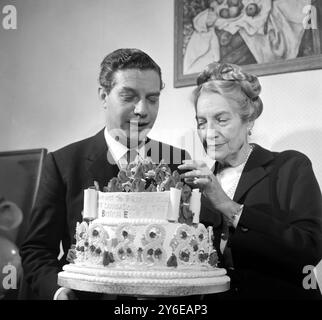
[213,111,230,117]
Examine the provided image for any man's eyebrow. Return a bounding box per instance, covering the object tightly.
[119,87,137,94]
[119,87,160,96]
[146,92,160,97]
[120,87,160,97]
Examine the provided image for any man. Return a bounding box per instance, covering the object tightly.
[20,48,190,300]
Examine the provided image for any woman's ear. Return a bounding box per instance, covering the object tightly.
[248,119,254,130]
[247,120,255,136]
[98,87,108,109]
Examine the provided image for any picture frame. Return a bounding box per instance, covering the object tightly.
[174,0,322,88]
[0,148,47,246]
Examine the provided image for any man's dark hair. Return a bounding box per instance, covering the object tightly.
[99,48,163,93]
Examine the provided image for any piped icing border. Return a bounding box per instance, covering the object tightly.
[94,218,167,226]
[62,264,226,279]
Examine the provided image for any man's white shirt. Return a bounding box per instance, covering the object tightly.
[104,127,146,169]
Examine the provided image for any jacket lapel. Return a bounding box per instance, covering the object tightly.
[144,138,162,163]
[85,129,119,190]
[233,144,274,203]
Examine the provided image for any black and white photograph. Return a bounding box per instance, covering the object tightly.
[0,0,322,308]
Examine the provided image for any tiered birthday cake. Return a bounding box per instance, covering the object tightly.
[58,159,230,296]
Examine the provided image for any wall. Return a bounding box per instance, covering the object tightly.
[0,0,321,186]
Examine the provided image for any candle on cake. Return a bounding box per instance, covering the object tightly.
[190,188,201,224]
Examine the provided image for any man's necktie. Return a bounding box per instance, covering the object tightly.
[126,149,139,164]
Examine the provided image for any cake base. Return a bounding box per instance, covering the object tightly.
[58,264,230,297]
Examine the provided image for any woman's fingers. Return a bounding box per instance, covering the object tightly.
[178,160,207,171]
[183,177,196,185]
[179,160,214,188]
[180,169,204,178]
[178,164,197,171]
[192,177,212,185]
[184,177,212,186]
[180,168,213,180]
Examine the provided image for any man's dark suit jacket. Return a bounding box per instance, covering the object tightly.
[201,144,322,299]
[20,129,190,299]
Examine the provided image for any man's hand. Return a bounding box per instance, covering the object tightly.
[55,287,78,300]
[66,246,76,263]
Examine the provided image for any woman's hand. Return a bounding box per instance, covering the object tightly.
[178,160,239,218]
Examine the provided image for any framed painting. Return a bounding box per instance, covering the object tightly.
[174,0,322,87]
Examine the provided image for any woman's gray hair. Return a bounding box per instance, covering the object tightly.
[193,62,263,122]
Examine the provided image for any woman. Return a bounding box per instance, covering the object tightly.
[179,62,322,299]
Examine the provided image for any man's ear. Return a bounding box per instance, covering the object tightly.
[98,87,108,109]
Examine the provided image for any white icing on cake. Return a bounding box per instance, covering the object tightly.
[73,219,218,269]
[98,191,171,220]
[60,264,227,284]
[58,187,230,296]
[58,264,230,296]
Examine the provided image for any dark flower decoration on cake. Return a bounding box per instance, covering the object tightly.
[178,184,194,225]
[99,158,201,225]
[175,224,192,243]
[105,177,122,192]
[103,251,115,266]
[115,223,136,242]
[159,176,176,191]
[196,224,209,244]
[102,158,186,194]
[145,224,166,243]
[190,238,199,253]
[75,221,89,242]
[114,242,137,262]
[88,224,109,242]
[208,250,218,267]
[166,253,178,268]
[175,244,193,264]
[142,241,166,264]
[178,204,194,225]
[197,248,209,264]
